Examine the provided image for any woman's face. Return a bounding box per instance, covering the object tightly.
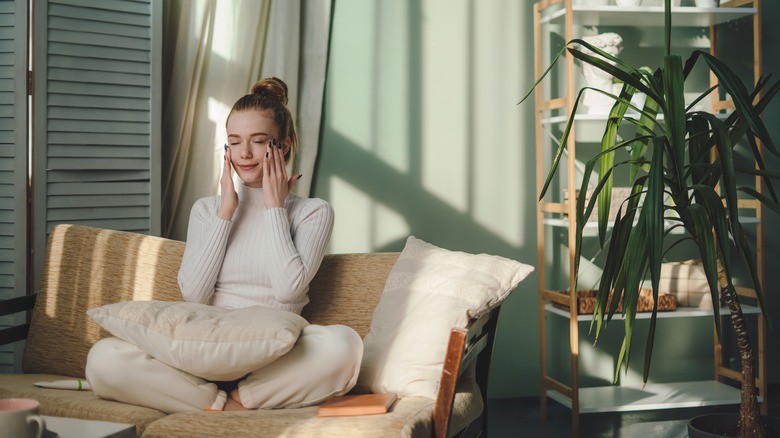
[226,109,284,188]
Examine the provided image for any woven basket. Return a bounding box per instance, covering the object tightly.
[552,288,677,314]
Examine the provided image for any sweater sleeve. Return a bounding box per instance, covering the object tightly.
[177,197,232,304]
[263,199,334,304]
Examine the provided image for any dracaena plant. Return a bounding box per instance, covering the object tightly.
[521,1,779,436]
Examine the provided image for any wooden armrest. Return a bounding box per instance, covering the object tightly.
[433,309,499,438]
[0,293,37,345]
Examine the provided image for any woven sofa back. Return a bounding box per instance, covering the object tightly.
[23,224,397,378]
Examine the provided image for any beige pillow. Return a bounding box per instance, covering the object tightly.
[358,236,534,399]
[87,300,308,381]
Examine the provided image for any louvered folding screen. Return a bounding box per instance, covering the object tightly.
[0,0,27,373]
[31,0,160,289]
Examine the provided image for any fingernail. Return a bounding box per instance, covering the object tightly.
[265,152,269,158]
[224,144,228,151]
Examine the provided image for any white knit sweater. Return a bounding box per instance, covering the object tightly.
[177,185,334,314]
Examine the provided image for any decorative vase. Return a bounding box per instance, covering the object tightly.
[694,0,719,7]
[616,0,642,5]
[580,32,624,115]
[585,0,610,5]
[688,413,780,438]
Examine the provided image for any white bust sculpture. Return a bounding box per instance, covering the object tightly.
[580,32,623,115]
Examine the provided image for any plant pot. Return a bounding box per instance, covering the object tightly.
[616,0,642,6]
[688,413,780,437]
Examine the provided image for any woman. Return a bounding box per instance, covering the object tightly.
[86,77,362,413]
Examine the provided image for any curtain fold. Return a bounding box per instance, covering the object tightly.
[162,0,332,240]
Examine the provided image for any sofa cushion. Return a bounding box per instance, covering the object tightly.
[87,300,308,381]
[24,224,186,378]
[358,236,534,399]
[143,376,481,438]
[302,253,400,338]
[142,397,434,438]
[0,373,165,436]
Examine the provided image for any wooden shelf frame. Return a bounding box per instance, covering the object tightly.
[533,1,767,436]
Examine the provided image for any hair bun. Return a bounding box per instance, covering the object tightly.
[251,77,289,106]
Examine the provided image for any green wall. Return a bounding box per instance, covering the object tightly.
[314,0,779,399]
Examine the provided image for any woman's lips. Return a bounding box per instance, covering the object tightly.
[237,164,258,171]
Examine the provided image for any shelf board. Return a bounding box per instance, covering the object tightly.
[547,380,760,413]
[544,217,685,236]
[540,6,757,27]
[543,217,760,237]
[541,111,731,126]
[545,303,761,321]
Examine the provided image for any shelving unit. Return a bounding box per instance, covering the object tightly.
[532,1,767,436]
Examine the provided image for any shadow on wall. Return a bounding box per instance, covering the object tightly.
[310,0,538,398]
[314,130,526,257]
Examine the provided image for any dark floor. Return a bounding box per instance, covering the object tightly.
[487,384,780,437]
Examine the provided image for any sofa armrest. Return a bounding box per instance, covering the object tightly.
[0,293,37,346]
[433,308,499,438]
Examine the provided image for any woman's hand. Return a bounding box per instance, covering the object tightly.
[217,145,238,220]
[263,139,302,209]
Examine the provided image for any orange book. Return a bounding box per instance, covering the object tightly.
[317,393,398,417]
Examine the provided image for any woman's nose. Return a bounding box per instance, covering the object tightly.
[240,142,252,159]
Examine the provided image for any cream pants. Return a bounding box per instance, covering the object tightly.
[85,324,363,413]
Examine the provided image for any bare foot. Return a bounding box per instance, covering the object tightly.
[223,389,249,411]
[223,398,249,411]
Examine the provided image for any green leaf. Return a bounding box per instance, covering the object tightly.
[662,55,686,187]
[689,204,723,341]
[691,184,735,309]
[700,52,778,155]
[736,227,772,330]
[699,112,743,247]
[630,96,660,183]
[738,187,780,216]
[646,140,664,296]
[567,45,660,104]
[539,87,588,201]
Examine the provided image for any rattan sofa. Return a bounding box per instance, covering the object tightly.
[0,224,501,438]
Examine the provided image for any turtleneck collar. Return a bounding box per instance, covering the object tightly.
[237,184,266,208]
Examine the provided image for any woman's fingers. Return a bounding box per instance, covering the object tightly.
[288,174,303,190]
[218,145,238,220]
[262,139,293,209]
[266,139,287,181]
[221,147,231,185]
[271,139,286,177]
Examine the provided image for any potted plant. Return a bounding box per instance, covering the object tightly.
[521,1,778,437]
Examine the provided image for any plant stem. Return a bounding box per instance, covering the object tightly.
[719,268,768,438]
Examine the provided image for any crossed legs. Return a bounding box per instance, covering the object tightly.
[85,324,363,413]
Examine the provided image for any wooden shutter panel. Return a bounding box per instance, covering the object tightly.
[0,0,27,372]
[32,0,160,287]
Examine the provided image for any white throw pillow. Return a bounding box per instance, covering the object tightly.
[87,300,308,381]
[358,236,534,399]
